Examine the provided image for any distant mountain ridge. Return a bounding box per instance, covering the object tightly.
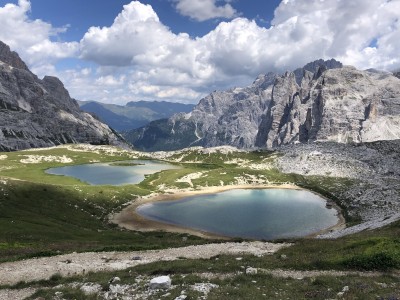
[0,41,124,151]
[78,100,195,131]
[125,59,400,151]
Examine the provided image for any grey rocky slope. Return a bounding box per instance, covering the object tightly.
[125,72,279,151]
[0,41,125,151]
[256,65,400,148]
[126,59,400,151]
[275,140,400,237]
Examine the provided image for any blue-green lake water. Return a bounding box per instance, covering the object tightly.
[46,160,180,185]
[136,189,339,239]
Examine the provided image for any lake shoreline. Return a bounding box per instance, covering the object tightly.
[111,184,346,240]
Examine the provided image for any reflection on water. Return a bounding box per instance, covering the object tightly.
[137,189,339,240]
[46,160,180,185]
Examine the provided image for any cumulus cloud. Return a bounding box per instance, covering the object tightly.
[173,0,237,21]
[0,0,78,76]
[2,0,400,105]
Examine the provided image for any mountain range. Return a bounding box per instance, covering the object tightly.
[0,41,124,151]
[125,59,400,151]
[78,100,194,132]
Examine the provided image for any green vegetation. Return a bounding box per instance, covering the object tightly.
[0,145,399,297]
[0,146,211,261]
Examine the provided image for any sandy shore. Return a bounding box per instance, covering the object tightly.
[111,184,346,239]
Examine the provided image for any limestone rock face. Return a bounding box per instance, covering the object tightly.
[127,59,347,151]
[0,41,124,151]
[0,41,30,71]
[256,66,400,147]
[126,73,277,151]
[127,58,400,151]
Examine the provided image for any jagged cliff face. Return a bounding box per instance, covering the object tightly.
[256,66,400,147]
[127,58,400,151]
[0,41,124,151]
[125,72,277,151]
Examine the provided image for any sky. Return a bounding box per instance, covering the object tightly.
[0,0,399,105]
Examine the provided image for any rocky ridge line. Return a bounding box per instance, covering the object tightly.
[126,59,400,151]
[0,41,125,151]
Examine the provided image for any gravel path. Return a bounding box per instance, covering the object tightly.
[0,288,37,300]
[0,242,289,286]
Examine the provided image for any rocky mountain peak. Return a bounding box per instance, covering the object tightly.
[0,41,30,71]
[126,58,400,152]
[294,58,343,85]
[0,40,124,151]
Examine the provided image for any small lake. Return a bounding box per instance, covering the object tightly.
[136,189,339,240]
[46,160,180,185]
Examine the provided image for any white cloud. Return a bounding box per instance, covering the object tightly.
[2,0,400,105]
[173,0,237,21]
[95,75,126,87]
[79,0,400,99]
[0,0,78,76]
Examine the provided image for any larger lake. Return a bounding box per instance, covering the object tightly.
[46,160,180,185]
[137,189,339,240]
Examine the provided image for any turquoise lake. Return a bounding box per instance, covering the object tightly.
[46,160,180,185]
[136,189,339,240]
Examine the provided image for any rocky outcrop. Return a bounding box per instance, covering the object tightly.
[256,66,400,147]
[0,41,30,71]
[0,41,124,151]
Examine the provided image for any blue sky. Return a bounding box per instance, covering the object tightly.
[4,0,282,39]
[0,0,399,104]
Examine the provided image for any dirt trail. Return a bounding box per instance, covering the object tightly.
[0,242,289,286]
[1,240,399,300]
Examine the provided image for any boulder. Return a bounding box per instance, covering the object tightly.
[149,276,171,290]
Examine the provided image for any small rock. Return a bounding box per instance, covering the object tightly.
[337,291,344,297]
[109,284,129,295]
[132,256,142,260]
[245,267,258,275]
[376,282,388,288]
[149,275,171,290]
[175,295,187,300]
[280,254,287,260]
[236,257,243,261]
[342,286,349,292]
[80,283,102,295]
[109,276,121,283]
